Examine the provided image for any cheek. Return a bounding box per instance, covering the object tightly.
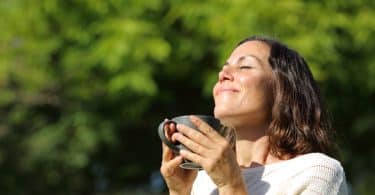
[240,75,272,107]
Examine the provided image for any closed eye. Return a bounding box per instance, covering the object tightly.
[239,65,253,69]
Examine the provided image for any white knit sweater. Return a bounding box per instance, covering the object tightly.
[191,153,348,195]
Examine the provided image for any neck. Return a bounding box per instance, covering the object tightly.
[234,124,279,168]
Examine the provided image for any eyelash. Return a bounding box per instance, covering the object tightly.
[239,65,252,69]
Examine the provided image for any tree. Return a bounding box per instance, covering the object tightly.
[0,0,374,194]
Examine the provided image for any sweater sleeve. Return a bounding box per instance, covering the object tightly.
[292,160,348,195]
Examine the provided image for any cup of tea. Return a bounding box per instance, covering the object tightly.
[158,115,236,170]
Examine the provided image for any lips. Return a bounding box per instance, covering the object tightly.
[214,85,240,96]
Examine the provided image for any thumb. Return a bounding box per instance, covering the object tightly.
[161,155,184,177]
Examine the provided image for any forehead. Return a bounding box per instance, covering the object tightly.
[228,41,271,64]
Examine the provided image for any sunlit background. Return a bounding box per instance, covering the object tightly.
[0,0,374,194]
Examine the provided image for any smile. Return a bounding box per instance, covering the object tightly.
[215,87,240,96]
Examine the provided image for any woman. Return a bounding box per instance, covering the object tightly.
[160,36,348,195]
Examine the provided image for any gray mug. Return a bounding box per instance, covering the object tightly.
[158,115,235,170]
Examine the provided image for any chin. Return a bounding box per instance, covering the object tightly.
[214,107,237,125]
[213,106,227,118]
[214,106,256,129]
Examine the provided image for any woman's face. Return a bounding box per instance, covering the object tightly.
[213,41,274,127]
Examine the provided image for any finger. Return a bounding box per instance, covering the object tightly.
[163,122,177,142]
[176,123,213,148]
[161,142,175,161]
[179,149,203,167]
[167,122,176,134]
[160,155,184,177]
[168,123,178,142]
[190,115,222,140]
[172,132,209,156]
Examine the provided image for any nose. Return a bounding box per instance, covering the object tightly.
[218,65,234,82]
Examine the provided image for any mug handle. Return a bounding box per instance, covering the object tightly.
[158,120,180,153]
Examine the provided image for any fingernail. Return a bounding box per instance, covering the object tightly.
[172,133,178,140]
[179,150,186,155]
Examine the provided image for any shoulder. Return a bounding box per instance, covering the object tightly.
[267,152,345,177]
[290,153,346,183]
[287,153,348,194]
[295,153,344,174]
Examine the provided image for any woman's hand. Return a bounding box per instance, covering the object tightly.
[172,115,248,194]
[160,122,197,195]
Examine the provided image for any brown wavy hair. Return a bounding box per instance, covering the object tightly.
[238,36,338,158]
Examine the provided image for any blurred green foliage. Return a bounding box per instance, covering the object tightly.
[0,0,374,194]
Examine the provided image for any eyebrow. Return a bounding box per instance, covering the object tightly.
[223,54,264,67]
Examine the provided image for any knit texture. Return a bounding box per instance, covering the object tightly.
[191,153,348,195]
